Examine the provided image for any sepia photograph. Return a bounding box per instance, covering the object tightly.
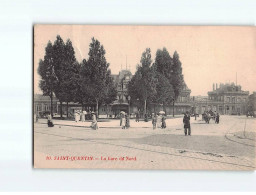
[33,25,256,170]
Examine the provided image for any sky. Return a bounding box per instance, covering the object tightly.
[34,25,256,96]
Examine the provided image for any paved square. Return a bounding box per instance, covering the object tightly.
[34,115,256,170]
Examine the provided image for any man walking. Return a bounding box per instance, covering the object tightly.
[183,111,191,136]
[135,111,139,122]
[215,113,220,124]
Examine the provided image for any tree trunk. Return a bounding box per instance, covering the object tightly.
[66,102,69,118]
[96,99,99,118]
[81,102,84,111]
[50,91,53,117]
[163,102,166,115]
[173,100,175,117]
[106,104,109,118]
[60,101,63,119]
[144,99,147,116]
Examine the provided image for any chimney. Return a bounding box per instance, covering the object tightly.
[213,83,215,91]
[216,83,218,90]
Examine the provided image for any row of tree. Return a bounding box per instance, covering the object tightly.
[128,48,184,116]
[38,35,117,118]
[38,35,184,118]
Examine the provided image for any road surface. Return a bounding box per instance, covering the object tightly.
[34,115,256,170]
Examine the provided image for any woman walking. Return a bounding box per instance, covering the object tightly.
[91,112,98,130]
[120,112,126,129]
[47,113,54,127]
[156,114,162,128]
[161,115,166,129]
[152,113,157,130]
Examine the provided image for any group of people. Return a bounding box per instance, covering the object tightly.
[74,110,87,122]
[43,109,223,136]
[202,111,220,124]
[151,113,166,129]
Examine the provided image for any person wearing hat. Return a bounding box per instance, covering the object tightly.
[215,112,220,124]
[47,113,54,127]
[161,115,166,129]
[91,112,98,130]
[183,111,191,136]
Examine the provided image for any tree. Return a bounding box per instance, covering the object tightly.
[128,48,157,117]
[172,51,184,100]
[38,41,57,116]
[72,59,91,111]
[150,67,174,114]
[84,37,114,117]
[62,39,77,118]
[49,36,77,119]
[104,70,117,117]
[154,48,184,116]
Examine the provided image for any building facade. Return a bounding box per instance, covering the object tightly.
[34,94,58,116]
[99,69,192,117]
[191,83,249,115]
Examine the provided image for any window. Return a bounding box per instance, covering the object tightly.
[226,97,230,102]
[232,97,235,103]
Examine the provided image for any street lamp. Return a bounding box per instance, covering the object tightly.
[127,95,131,127]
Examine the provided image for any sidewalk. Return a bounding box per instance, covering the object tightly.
[37,116,185,129]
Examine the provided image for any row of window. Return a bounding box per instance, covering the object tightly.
[209,96,246,103]
[35,104,50,112]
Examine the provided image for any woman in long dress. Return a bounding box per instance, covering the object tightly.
[120,113,126,129]
[156,114,162,128]
[47,114,54,127]
[75,112,80,122]
[91,113,98,130]
[81,111,86,122]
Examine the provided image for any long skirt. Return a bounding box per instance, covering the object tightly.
[48,120,54,127]
[91,122,98,130]
[157,116,162,128]
[81,114,85,122]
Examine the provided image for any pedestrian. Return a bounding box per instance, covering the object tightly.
[215,113,220,124]
[183,111,191,136]
[81,110,86,122]
[152,113,157,130]
[125,113,130,129]
[74,111,79,122]
[156,114,162,128]
[90,112,98,130]
[120,113,126,129]
[135,111,139,122]
[47,113,54,127]
[161,115,166,129]
[36,113,39,122]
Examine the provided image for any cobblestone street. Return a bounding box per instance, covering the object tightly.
[34,115,256,170]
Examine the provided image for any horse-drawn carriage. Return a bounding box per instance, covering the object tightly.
[246,111,256,118]
[202,110,216,123]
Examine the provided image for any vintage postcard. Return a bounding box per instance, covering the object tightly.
[33,25,256,170]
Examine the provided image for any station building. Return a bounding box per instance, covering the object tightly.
[191,83,249,115]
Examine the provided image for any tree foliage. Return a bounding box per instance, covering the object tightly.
[128,48,157,115]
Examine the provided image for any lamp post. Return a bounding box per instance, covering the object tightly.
[127,95,131,127]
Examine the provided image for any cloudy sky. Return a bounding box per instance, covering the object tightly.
[34,25,256,96]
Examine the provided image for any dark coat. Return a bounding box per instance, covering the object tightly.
[183,115,190,128]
